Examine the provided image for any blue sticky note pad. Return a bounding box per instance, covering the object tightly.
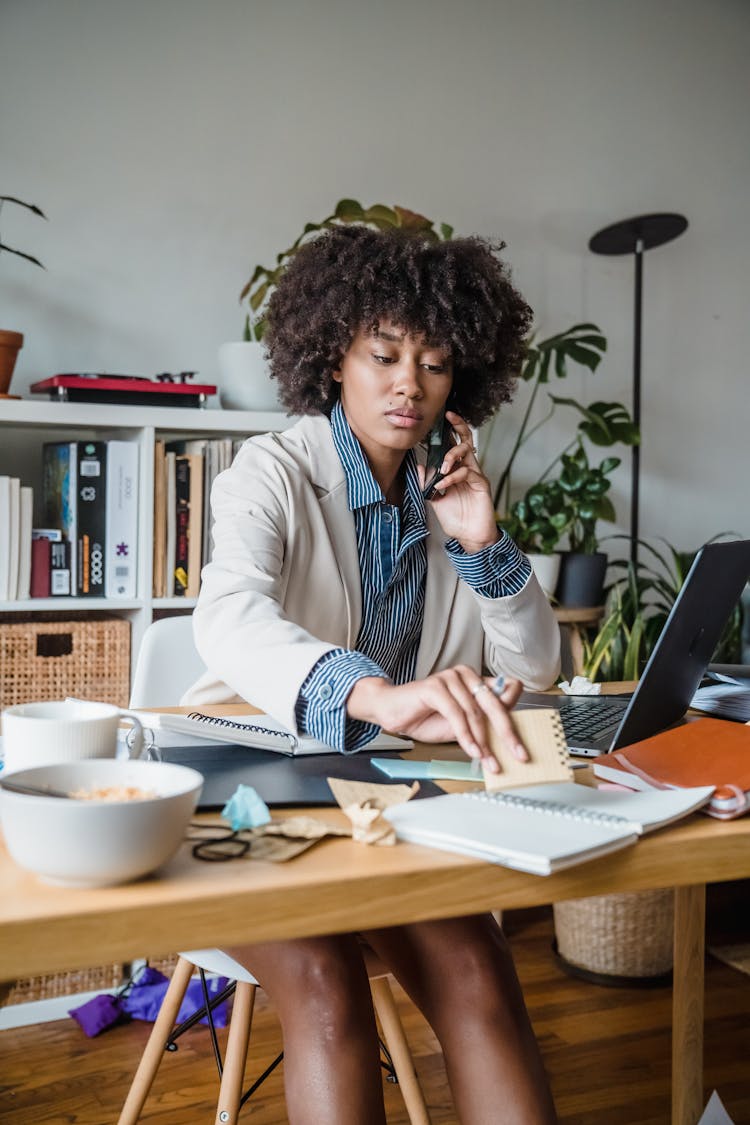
[371,757,434,780]
[371,758,478,782]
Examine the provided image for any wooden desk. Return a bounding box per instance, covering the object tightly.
[2,717,748,1125]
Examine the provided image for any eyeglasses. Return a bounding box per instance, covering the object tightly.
[185,822,253,862]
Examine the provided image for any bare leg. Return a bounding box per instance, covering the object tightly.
[363,914,557,1125]
[223,935,386,1125]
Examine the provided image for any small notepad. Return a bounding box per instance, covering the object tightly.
[484,708,572,791]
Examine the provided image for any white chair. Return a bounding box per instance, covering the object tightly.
[120,617,430,1124]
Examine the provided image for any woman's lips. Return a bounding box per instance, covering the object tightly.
[385,410,423,429]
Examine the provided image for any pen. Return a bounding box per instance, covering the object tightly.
[470,675,507,775]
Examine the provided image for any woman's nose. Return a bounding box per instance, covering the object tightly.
[391,359,422,398]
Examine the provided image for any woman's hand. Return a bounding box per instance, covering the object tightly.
[346,668,526,772]
[420,410,499,554]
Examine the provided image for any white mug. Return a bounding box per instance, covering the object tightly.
[1,699,145,775]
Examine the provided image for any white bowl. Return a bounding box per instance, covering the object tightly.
[0,759,203,887]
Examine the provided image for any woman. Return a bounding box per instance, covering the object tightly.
[187,225,560,1123]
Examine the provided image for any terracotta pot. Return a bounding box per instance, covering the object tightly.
[0,330,24,396]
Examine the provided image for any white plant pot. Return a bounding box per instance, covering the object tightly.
[527,552,561,600]
[217,341,280,411]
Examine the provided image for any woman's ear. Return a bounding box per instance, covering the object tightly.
[332,367,343,385]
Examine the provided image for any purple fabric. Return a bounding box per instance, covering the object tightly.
[69,966,232,1036]
[68,993,130,1038]
[119,968,231,1027]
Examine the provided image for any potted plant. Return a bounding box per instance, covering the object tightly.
[583,535,745,681]
[218,199,452,410]
[499,482,568,598]
[0,195,46,397]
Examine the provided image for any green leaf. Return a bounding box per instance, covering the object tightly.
[334,198,365,220]
[439,223,454,240]
[363,204,398,226]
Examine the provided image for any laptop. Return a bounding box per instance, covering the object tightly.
[520,539,750,758]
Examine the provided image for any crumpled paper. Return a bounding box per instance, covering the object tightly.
[327,777,420,845]
[221,784,272,830]
[199,778,420,862]
[558,675,601,696]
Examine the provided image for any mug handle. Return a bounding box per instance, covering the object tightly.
[118,711,145,760]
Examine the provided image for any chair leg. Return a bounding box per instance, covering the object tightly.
[214,981,256,1125]
[118,956,195,1125]
[369,975,431,1125]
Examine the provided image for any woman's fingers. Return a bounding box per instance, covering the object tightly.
[473,676,527,762]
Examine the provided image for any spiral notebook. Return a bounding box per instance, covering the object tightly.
[383,782,715,875]
[484,708,572,791]
[153,710,412,756]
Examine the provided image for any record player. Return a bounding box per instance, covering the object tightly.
[30,372,217,408]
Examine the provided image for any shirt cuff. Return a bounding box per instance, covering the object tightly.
[295,648,390,754]
[445,531,531,598]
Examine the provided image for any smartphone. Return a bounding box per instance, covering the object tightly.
[421,414,456,500]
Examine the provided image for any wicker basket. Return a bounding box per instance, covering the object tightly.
[553,888,674,982]
[0,613,131,710]
[0,963,126,1007]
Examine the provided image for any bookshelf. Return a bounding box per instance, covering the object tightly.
[0,399,294,680]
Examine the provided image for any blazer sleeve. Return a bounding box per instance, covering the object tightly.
[478,571,562,689]
[188,441,341,733]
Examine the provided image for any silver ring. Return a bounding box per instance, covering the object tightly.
[471,682,489,698]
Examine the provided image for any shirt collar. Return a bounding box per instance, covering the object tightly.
[330,400,426,521]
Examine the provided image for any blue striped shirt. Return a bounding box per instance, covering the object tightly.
[295,402,531,752]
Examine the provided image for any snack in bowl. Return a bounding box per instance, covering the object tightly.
[0,758,203,887]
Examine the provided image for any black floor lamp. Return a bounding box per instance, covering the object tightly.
[588,212,688,566]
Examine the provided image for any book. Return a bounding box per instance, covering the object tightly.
[16,485,33,601]
[0,476,12,600]
[592,718,750,820]
[152,440,166,597]
[42,441,78,594]
[104,441,139,598]
[30,537,51,598]
[76,440,106,596]
[165,450,177,598]
[484,708,572,791]
[173,454,191,595]
[383,782,715,875]
[185,452,203,597]
[50,539,71,596]
[148,710,414,757]
[6,477,20,600]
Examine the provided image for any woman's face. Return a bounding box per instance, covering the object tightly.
[332,322,453,462]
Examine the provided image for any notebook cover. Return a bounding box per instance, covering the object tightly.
[484,708,572,791]
[596,717,750,815]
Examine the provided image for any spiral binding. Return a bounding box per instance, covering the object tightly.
[462,789,631,828]
[187,711,297,749]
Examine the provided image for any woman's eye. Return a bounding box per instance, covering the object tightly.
[372,353,395,365]
[423,363,447,374]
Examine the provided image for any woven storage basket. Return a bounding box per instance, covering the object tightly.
[1,963,126,1007]
[0,613,130,709]
[553,888,674,980]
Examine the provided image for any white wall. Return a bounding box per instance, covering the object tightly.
[2,0,748,556]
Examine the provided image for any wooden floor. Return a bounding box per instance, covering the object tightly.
[1,893,748,1124]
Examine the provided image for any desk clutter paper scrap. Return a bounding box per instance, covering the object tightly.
[327,777,419,845]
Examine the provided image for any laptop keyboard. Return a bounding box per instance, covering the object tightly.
[558,699,625,741]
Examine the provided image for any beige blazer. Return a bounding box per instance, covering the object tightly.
[185,415,561,734]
